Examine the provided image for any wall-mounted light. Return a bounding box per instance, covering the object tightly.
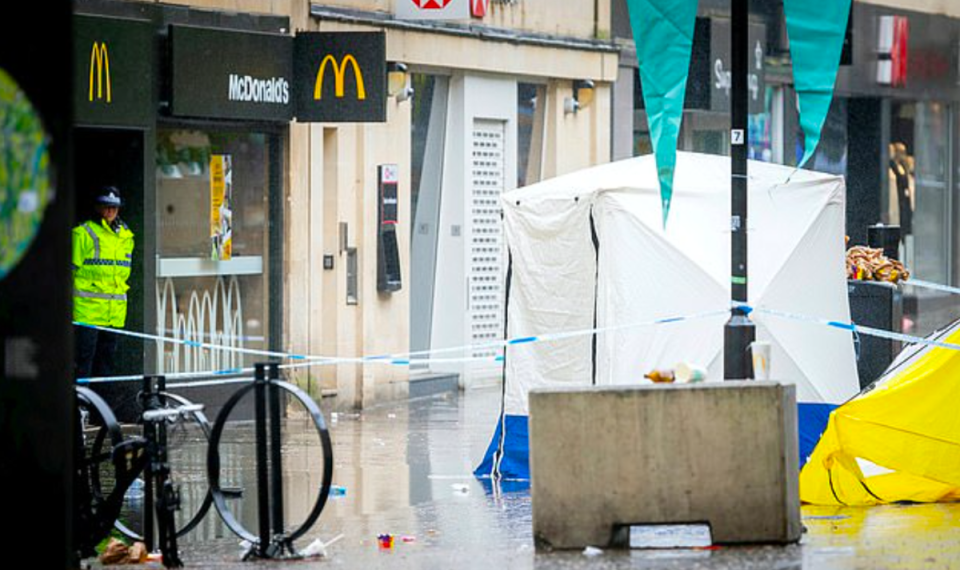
[387,62,414,102]
[575,79,595,109]
[563,79,596,115]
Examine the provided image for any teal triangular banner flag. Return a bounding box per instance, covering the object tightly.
[626,0,699,226]
[784,0,852,167]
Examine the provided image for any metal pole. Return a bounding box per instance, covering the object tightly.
[154,375,183,567]
[254,363,271,557]
[724,0,756,379]
[268,362,285,544]
[142,375,156,552]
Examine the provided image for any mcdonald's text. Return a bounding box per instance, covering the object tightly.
[228,74,290,105]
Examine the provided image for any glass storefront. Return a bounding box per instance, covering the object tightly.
[883,101,954,335]
[632,85,784,162]
[683,110,729,156]
[155,129,274,374]
[748,86,784,164]
[901,102,950,285]
[883,102,952,283]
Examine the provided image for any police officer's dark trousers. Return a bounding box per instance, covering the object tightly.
[74,325,117,379]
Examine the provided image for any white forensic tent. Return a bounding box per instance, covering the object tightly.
[477,151,860,480]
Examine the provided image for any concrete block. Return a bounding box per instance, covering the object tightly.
[529,381,800,548]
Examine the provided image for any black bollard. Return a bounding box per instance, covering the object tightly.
[268,362,286,552]
[254,363,271,557]
[141,376,158,552]
[154,375,183,567]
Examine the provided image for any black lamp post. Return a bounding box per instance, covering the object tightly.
[724,0,756,379]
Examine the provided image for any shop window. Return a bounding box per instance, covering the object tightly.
[683,111,729,156]
[633,110,653,156]
[632,78,782,164]
[691,123,727,155]
[748,86,779,163]
[911,103,950,285]
[155,129,273,374]
[878,102,954,336]
[888,102,950,286]
[517,83,546,188]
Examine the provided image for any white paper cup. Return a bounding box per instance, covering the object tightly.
[675,362,707,383]
[751,341,772,380]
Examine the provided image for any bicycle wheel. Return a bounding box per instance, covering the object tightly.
[111,391,215,541]
[207,379,334,547]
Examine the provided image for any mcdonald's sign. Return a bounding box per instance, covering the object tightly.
[314,54,366,101]
[89,42,111,103]
[295,32,385,123]
[170,25,294,121]
[73,15,152,126]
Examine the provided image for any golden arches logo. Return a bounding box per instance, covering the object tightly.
[313,54,366,101]
[89,42,111,103]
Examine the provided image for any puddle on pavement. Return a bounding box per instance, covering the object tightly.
[102,386,960,569]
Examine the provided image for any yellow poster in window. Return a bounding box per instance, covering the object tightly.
[210,154,233,260]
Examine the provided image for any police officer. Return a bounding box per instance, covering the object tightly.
[73,186,134,379]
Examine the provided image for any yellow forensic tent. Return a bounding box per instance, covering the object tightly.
[800,320,960,505]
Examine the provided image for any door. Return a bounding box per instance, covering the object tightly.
[73,127,145,419]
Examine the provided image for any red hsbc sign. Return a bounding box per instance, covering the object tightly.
[471,0,488,18]
[877,15,908,87]
[411,0,453,8]
[397,0,469,20]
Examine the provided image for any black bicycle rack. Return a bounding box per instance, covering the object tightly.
[207,362,335,560]
[114,382,213,544]
[139,376,184,568]
[74,362,334,565]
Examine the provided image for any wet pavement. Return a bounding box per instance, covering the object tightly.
[92,385,960,569]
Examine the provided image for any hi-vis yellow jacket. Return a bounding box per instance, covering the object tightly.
[72,218,134,328]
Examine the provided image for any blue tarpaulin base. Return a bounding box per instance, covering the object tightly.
[475,402,837,481]
[797,402,837,467]
[474,415,530,481]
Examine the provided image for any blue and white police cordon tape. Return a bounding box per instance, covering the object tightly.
[735,302,960,353]
[74,309,728,384]
[74,284,960,385]
[74,322,304,361]
[904,278,960,296]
